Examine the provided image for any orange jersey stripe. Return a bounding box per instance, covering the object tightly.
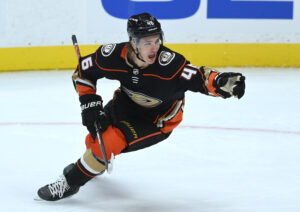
[159,100,179,122]
[76,84,96,96]
[155,99,184,133]
[160,109,183,133]
[95,50,128,73]
[130,132,162,146]
[207,72,219,97]
[120,45,127,59]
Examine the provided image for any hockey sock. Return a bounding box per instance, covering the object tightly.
[64,150,106,186]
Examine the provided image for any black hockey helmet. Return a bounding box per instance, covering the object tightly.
[127,13,163,46]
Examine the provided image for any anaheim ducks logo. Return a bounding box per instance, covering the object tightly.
[122,86,162,108]
[101,43,116,57]
[159,51,175,66]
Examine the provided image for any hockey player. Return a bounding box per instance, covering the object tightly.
[37,13,245,201]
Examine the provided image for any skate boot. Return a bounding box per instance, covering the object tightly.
[37,164,80,201]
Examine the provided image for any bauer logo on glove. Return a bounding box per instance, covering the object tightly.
[79,94,109,134]
[81,100,102,111]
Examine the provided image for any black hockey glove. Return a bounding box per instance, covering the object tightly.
[79,94,110,137]
[214,72,245,99]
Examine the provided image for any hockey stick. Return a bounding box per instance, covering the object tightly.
[71,35,113,173]
[71,35,81,59]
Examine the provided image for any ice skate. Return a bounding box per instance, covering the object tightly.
[37,164,80,201]
[37,175,79,201]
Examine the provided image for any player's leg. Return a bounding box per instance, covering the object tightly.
[37,126,127,201]
[37,163,81,201]
[85,125,127,160]
[37,93,184,201]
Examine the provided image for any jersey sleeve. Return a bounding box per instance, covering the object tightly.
[178,64,221,97]
[72,44,121,96]
[72,51,101,96]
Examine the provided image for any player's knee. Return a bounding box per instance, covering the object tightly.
[80,149,106,175]
[85,126,127,160]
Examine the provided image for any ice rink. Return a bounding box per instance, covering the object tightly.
[0,68,300,212]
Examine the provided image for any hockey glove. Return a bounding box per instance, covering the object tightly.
[214,72,245,99]
[79,94,109,137]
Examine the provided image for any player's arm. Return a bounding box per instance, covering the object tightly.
[72,52,103,96]
[180,64,245,99]
[72,50,109,136]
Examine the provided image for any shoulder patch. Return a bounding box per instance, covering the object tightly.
[159,51,176,66]
[101,43,116,57]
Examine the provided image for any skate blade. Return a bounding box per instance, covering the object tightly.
[34,196,43,201]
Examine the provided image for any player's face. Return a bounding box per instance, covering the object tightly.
[137,34,161,64]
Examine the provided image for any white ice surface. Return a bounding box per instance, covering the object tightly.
[0,68,300,212]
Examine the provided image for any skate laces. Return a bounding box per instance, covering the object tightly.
[48,175,70,198]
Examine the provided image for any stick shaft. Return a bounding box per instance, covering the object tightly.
[94,122,109,168]
[71,35,81,60]
[71,34,109,170]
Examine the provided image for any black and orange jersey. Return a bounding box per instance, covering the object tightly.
[72,42,219,114]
